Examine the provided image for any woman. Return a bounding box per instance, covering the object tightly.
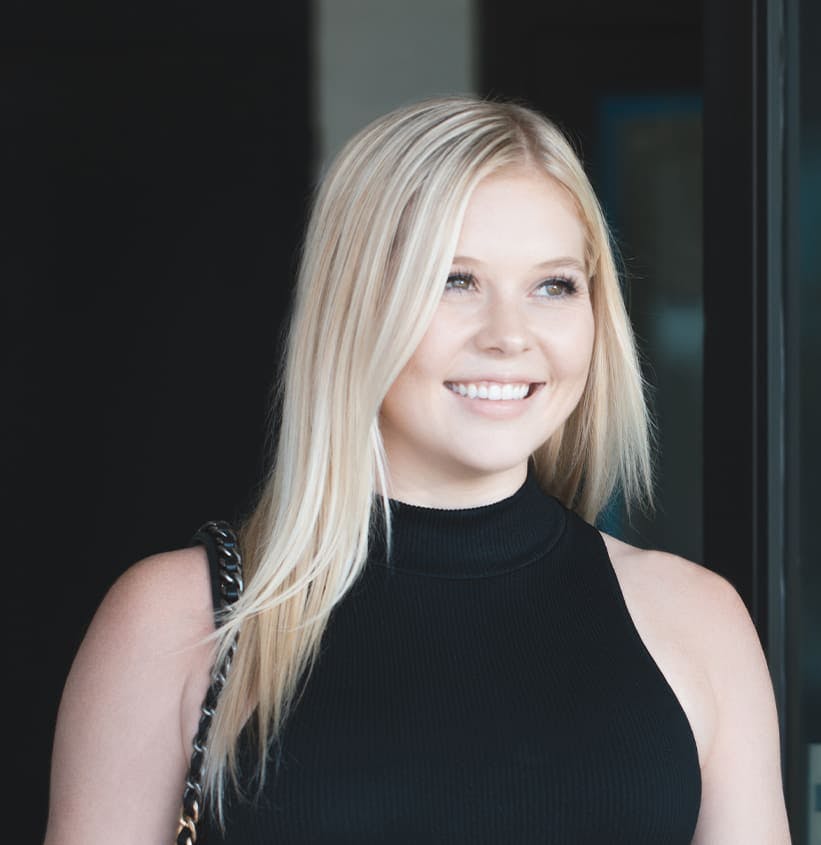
[44,96,791,843]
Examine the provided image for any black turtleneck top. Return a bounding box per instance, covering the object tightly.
[196,467,701,843]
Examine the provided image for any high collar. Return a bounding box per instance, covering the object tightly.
[368,464,567,579]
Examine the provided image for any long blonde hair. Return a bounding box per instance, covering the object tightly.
[203,95,652,816]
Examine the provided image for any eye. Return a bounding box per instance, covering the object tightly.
[444,271,477,293]
[537,276,579,297]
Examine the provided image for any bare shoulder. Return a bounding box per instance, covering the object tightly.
[45,545,215,844]
[599,532,790,842]
[77,545,216,693]
[601,531,718,592]
[64,543,217,747]
[600,531,754,655]
[97,545,214,644]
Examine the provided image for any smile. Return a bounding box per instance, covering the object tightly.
[444,381,542,401]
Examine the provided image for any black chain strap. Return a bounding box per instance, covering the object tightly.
[176,520,244,845]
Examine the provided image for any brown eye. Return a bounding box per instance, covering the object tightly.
[445,272,476,292]
[538,277,579,297]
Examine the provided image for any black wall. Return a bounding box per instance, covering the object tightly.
[4,6,312,840]
[479,0,702,187]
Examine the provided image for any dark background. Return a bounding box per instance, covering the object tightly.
[4,5,312,840]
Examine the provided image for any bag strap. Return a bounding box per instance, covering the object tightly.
[176,520,245,845]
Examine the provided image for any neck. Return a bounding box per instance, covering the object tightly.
[379,461,530,509]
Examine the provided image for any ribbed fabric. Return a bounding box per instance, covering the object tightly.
[198,466,701,843]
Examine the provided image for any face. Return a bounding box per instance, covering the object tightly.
[379,166,595,506]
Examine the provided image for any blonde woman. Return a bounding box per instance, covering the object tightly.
[45,96,791,844]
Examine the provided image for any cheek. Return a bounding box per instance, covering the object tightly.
[578,312,596,371]
[547,308,595,379]
[379,349,439,423]
[392,327,454,390]
[380,369,414,422]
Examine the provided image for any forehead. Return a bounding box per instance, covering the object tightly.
[455,167,587,268]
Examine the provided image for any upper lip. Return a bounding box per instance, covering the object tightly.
[445,376,544,384]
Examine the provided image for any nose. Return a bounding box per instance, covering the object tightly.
[474,296,532,355]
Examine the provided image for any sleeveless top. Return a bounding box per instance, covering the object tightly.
[192,467,702,843]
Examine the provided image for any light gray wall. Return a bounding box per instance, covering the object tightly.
[314,0,476,177]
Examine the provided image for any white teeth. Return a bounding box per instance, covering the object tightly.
[446,382,531,401]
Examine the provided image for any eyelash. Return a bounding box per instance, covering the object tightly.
[444,270,579,298]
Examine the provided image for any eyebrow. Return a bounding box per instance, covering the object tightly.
[452,255,587,274]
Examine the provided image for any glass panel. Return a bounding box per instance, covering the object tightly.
[594,97,704,565]
[797,0,821,840]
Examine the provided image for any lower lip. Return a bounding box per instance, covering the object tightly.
[444,384,544,419]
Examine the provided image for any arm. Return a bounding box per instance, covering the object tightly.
[44,547,215,845]
[691,571,791,843]
[603,533,792,842]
